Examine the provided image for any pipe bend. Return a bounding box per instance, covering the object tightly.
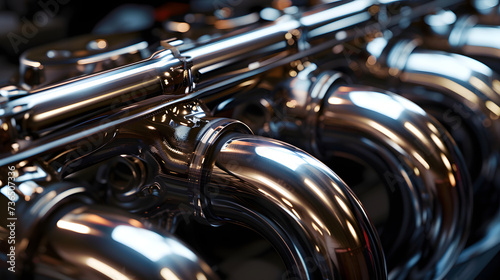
[386,46,500,261]
[317,84,471,279]
[39,204,219,280]
[203,134,387,279]
[216,68,471,278]
[46,110,386,279]
[398,48,500,181]
[0,178,218,280]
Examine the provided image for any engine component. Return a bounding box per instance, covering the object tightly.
[1,0,500,279]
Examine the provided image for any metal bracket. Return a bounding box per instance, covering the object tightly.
[161,39,195,94]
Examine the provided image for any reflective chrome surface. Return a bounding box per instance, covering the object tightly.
[421,8,500,263]
[39,204,219,280]
[107,110,387,279]
[1,97,387,279]
[19,32,151,89]
[2,0,500,279]
[206,134,386,279]
[319,85,471,279]
[219,67,471,279]
[448,17,500,59]
[0,176,217,280]
[366,38,500,264]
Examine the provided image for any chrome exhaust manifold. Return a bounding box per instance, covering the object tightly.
[1,0,500,279]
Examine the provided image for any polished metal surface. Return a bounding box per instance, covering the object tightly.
[365,37,500,265]
[2,49,177,139]
[424,11,500,71]
[319,84,470,279]
[206,134,386,279]
[108,111,387,279]
[19,32,151,89]
[1,0,500,279]
[399,50,500,263]
[448,16,500,57]
[1,177,217,280]
[218,66,471,279]
[1,97,387,279]
[0,0,450,155]
[39,204,219,280]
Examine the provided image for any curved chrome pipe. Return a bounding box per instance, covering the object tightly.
[209,65,471,278]
[319,84,470,279]
[203,134,387,279]
[0,181,218,280]
[16,101,386,279]
[38,204,219,280]
[368,39,500,263]
[220,68,471,279]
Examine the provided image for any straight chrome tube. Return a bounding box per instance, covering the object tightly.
[0,0,377,164]
[3,51,176,137]
[0,0,466,164]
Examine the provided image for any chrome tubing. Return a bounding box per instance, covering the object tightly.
[366,38,500,263]
[204,134,387,279]
[217,67,471,279]
[37,205,220,280]
[110,115,387,279]
[422,10,500,72]
[6,100,386,279]
[19,32,152,89]
[1,0,466,159]
[0,0,377,146]
[2,0,500,279]
[0,181,218,280]
[448,16,500,60]
[318,84,470,279]
[101,116,387,279]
